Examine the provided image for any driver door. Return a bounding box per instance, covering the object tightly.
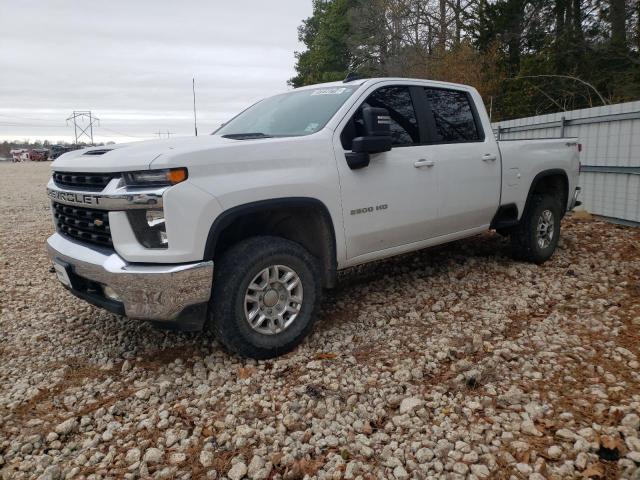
[334,84,441,262]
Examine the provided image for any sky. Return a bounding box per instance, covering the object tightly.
[0,1,312,144]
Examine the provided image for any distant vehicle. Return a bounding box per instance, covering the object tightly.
[10,149,29,162]
[47,77,581,359]
[49,145,73,160]
[29,149,50,161]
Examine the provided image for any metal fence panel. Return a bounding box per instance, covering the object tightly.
[492,101,640,223]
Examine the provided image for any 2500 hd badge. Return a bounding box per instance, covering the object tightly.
[350,204,388,215]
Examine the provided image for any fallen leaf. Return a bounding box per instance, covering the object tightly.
[600,435,624,451]
[582,463,604,478]
[516,450,530,463]
[238,366,256,379]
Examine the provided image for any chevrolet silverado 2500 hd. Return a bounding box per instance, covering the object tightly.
[47,77,581,359]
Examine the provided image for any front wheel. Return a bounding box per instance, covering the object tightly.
[510,194,561,264]
[209,236,321,359]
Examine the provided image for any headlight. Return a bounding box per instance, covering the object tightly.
[123,168,188,187]
[127,209,168,248]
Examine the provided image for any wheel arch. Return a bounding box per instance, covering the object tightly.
[522,169,569,220]
[204,197,338,288]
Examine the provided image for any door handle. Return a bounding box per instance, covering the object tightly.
[414,159,435,168]
[482,154,497,162]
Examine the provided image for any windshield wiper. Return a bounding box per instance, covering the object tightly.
[221,132,273,140]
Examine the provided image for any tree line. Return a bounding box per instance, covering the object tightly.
[0,140,110,159]
[290,0,640,121]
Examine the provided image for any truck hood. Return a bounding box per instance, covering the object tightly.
[51,135,249,173]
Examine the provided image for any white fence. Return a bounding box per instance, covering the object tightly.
[492,101,640,224]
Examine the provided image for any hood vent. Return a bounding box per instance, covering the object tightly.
[83,148,112,156]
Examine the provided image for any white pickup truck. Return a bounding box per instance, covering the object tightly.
[47,77,581,358]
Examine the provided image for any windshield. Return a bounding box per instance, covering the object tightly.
[215,86,358,138]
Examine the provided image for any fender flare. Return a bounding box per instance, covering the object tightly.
[203,197,338,284]
[522,168,569,219]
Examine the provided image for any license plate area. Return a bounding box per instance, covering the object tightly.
[53,260,73,288]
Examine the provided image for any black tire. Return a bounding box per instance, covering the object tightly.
[209,236,321,359]
[510,194,561,264]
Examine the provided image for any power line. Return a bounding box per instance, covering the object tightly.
[156,130,175,139]
[0,122,67,128]
[99,127,155,139]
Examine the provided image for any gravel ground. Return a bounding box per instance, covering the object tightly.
[1,162,640,480]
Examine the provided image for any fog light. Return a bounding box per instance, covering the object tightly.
[127,209,168,248]
[146,209,165,226]
[103,285,121,302]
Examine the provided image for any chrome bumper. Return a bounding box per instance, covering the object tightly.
[47,233,213,322]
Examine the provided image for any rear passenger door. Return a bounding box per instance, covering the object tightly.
[421,87,500,234]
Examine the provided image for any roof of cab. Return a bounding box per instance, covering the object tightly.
[293,77,473,92]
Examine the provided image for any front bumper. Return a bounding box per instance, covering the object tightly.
[47,233,213,324]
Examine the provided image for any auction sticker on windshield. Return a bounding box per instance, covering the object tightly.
[311,87,350,96]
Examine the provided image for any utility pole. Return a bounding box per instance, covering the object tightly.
[66,111,99,145]
[156,130,174,139]
[193,77,198,137]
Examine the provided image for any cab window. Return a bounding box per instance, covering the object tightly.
[423,88,480,142]
[341,86,420,149]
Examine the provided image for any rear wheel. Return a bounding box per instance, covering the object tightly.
[209,236,321,359]
[510,194,561,264]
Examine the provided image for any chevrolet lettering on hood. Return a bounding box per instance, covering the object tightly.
[47,189,101,206]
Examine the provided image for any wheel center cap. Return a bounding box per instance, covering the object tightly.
[263,289,279,308]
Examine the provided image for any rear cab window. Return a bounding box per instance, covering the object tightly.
[423,88,483,143]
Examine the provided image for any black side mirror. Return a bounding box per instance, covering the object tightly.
[346,106,392,170]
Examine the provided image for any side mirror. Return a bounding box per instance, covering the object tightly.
[346,107,392,170]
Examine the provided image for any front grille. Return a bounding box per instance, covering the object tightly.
[52,202,113,248]
[53,171,114,191]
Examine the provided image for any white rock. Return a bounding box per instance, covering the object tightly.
[393,369,412,382]
[547,445,562,460]
[415,447,434,463]
[135,388,151,400]
[228,462,248,480]
[627,451,640,463]
[575,452,588,470]
[555,429,575,441]
[169,452,186,465]
[54,418,76,435]
[37,466,61,480]
[622,413,640,430]
[344,461,359,479]
[626,436,640,452]
[143,447,163,464]
[453,462,469,474]
[399,397,423,415]
[521,420,542,437]
[248,455,265,479]
[125,448,141,464]
[200,450,214,468]
[470,464,490,478]
[393,465,409,479]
